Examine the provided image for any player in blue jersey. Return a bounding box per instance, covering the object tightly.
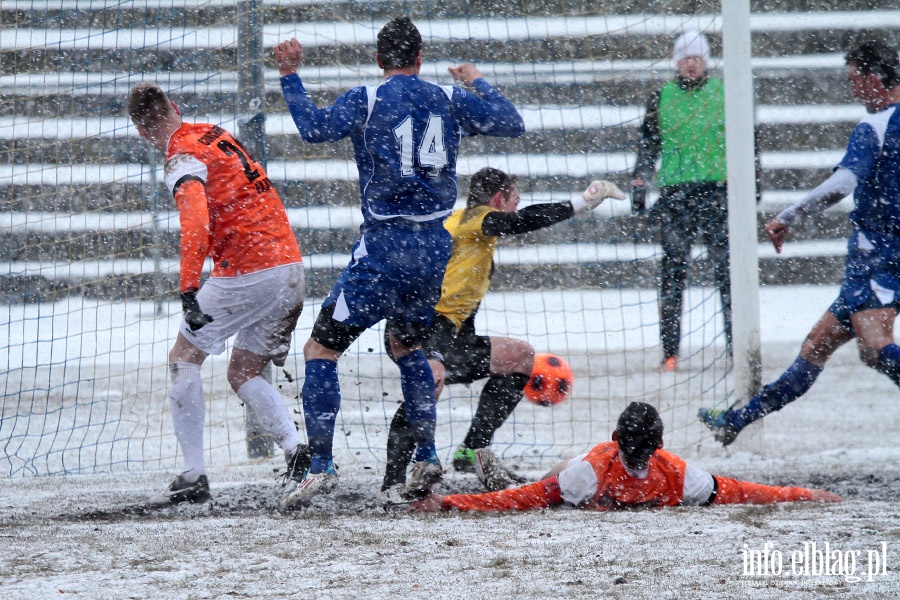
[274,17,524,509]
[699,41,900,446]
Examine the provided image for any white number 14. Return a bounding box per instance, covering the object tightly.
[393,115,448,177]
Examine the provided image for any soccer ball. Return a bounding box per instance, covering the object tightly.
[524,353,573,406]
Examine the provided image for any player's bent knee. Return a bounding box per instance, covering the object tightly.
[308,303,364,357]
[387,320,429,349]
[303,338,342,362]
[226,365,255,393]
[168,333,206,365]
[516,341,536,372]
[492,337,535,375]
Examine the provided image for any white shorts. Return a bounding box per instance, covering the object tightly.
[181,263,305,366]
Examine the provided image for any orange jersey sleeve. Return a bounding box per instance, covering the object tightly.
[441,477,563,512]
[174,179,211,292]
[165,123,301,283]
[712,476,820,504]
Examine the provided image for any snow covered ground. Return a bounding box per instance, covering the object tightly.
[2,285,900,598]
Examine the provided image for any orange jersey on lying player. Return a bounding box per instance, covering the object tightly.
[440,441,828,511]
[165,122,302,291]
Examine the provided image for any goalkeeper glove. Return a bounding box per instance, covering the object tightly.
[631,185,647,213]
[180,291,214,331]
[570,180,626,213]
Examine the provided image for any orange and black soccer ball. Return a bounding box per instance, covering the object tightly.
[524,353,573,406]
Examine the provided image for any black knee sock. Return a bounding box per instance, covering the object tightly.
[382,403,416,490]
[463,373,529,450]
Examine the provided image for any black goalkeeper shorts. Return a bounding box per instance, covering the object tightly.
[384,313,492,385]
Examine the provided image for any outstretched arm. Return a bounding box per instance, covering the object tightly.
[481,181,625,236]
[410,477,564,512]
[765,167,857,253]
[711,475,842,504]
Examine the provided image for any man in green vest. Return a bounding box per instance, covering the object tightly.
[631,29,736,372]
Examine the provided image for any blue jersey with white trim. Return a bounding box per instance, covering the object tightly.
[838,104,900,234]
[281,73,524,228]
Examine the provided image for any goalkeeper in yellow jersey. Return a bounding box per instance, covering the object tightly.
[382,167,624,503]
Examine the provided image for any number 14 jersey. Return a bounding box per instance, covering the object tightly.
[164,123,302,291]
[280,73,524,228]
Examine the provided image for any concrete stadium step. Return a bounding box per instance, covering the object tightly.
[7,0,898,29]
[2,1,700,28]
[5,11,899,75]
[1,235,849,304]
[0,192,854,262]
[0,162,841,214]
[0,102,864,170]
[0,52,859,120]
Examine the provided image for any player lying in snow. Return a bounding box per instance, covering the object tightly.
[410,402,841,512]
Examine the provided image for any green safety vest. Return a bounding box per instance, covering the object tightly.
[657,77,727,187]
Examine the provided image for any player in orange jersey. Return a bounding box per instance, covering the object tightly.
[128,83,310,505]
[410,402,841,512]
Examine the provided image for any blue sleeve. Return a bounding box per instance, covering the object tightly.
[837,122,880,180]
[452,78,525,138]
[280,74,366,143]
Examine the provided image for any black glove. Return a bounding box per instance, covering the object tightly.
[631,186,647,213]
[180,291,214,331]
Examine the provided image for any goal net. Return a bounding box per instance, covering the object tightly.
[2,0,745,478]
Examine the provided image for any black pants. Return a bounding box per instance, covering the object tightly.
[655,182,732,358]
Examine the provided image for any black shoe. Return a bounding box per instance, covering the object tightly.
[282,444,312,484]
[164,473,210,504]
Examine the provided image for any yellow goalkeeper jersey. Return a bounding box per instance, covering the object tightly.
[434,205,498,328]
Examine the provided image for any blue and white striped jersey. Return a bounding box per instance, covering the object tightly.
[839,103,900,234]
[281,73,524,228]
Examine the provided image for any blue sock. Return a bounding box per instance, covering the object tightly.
[875,344,900,388]
[302,358,340,473]
[730,356,823,430]
[395,349,437,463]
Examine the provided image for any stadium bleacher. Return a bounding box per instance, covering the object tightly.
[2,2,899,303]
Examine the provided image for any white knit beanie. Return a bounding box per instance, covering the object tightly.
[672,29,711,62]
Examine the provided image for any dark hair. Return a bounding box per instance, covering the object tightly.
[127,82,172,129]
[466,167,517,208]
[376,17,422,70]
[615,402,664,469]
[846,41,900,89]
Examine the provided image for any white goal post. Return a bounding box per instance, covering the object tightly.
[723,0,764,451]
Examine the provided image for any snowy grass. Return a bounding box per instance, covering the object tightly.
[2,286,900,597]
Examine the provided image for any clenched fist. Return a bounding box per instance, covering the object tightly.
[274,38,303,77]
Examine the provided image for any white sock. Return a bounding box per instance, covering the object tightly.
[168,362,205,481]
[236,376,302,452]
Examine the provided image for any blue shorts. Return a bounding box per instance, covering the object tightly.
[828,230,900,332]
[322,220,452,332]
